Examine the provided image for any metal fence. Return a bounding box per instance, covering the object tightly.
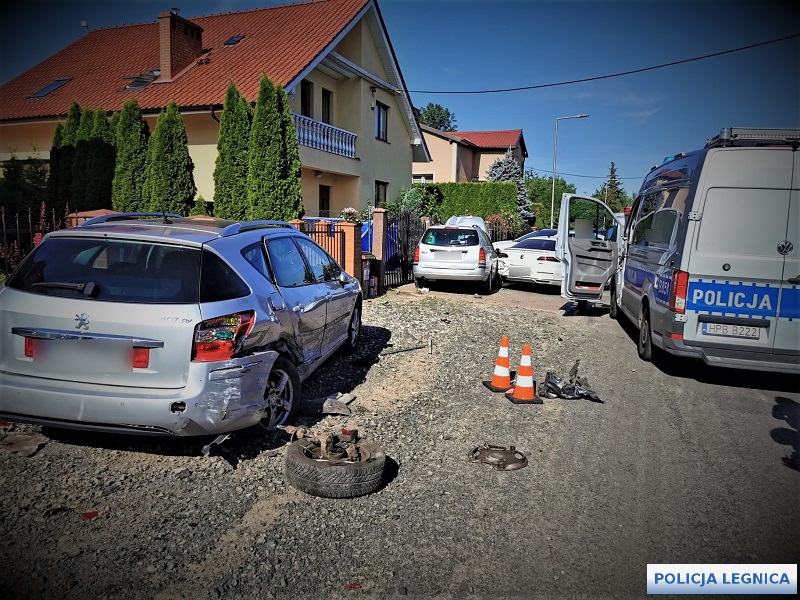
[1,206,69,275]
[297,218,346,267]
[382,211,427,288]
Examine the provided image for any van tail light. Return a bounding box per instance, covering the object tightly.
[413,245,420,265]
[669,270,689,313]
[537,256,559,262]
[192,311,255,362]
[478,247,486,267]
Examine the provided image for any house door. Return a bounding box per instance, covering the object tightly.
[319,185,330,218]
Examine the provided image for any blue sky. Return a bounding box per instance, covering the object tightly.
[1,0,797,196]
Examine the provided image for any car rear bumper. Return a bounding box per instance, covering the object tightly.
[412,265,488,282]
[0,351,278,435]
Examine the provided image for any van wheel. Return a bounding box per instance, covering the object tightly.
[638,304,653,361]
[609,283,619,320]
[261,357,301,430]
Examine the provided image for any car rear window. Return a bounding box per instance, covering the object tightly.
[512,239,557,251]
[6,237,246,304]
[422,228,479,247]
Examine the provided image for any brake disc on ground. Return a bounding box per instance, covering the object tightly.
[468,444,528,471]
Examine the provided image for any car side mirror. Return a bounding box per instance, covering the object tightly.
[338,271,349,286]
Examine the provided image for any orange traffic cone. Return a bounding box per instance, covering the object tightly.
[505,345,542,404]
[482,336,513,392]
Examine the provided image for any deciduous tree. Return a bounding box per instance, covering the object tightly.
[524,171,577,228]
[419,102,457,132]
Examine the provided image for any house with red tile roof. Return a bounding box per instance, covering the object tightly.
[0,0,429,217]
[413,124,526,183]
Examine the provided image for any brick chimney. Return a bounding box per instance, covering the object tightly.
[158,11,203,81]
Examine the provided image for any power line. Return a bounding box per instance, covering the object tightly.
[527,167,642,180]
[408,34,800,94]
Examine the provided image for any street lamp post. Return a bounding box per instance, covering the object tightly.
[550,114,589,228]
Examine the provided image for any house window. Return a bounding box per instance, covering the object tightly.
[319,185,331,218]
[375,102,388,141]
[321,89,332,125]
[224,35,244,46]
[301,80,313,118]
[28,78,72,99]
[412,174,433,184]
[375,181,387,207]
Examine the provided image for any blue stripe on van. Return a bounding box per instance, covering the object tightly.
[779,286,799,321]
[687,280,779,318]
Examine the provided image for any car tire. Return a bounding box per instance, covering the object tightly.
[609,283,619,320]
[284,436,386,498]
[637,304,653,361]
[339,301,361,355]
[261,356,301,430]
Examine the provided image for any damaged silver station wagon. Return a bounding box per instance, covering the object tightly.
[0,213,362,436]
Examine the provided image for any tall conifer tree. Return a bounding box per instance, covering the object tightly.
[275,85,303,220]
[112,98,150,212]
[57,101,82,213]
[71,107,95,208]
[85,109,116,210]
[213,81,251,220]
[47,123,64,214]
[245,74,282,221]
[144,101,196,215]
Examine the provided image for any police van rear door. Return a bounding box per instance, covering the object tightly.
[556,194,619,301]
[684,147,795,355]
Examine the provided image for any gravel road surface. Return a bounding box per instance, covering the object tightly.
[2,283,797,599]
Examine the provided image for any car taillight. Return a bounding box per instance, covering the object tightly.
[24,337,34,358]
[132,347,150,369]
[192,311,254,362]
[537,256,559,262]
[478,247,486,267]
[669,270,689,313]
[413,245,420,265]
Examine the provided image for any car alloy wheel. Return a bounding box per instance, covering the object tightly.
[262,357,300,429]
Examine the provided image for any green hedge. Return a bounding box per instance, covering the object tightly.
[413,181,517,220]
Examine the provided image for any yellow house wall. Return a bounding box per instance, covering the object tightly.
[413,132,454,182]
[0,121,57,162]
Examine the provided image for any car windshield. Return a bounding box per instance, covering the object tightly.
[511,238,557,251]
[7,237,206,303]
[422,228,479,247]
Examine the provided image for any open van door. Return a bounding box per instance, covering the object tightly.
[556,193,619,301]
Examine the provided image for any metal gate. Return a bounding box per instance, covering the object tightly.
[383,211,427,288]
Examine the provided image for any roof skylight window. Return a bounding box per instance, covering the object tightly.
[123,69,161,91]
[224,35,244,46]
[28,78,72,99]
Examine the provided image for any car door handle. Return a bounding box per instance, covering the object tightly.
[788,276,800,285]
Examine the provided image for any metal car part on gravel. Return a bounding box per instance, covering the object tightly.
[468,444,528,471]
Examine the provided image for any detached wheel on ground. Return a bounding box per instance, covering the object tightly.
[285,435,386,498]
[261,356,300,430]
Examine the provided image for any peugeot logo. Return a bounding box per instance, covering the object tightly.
[777,240,793,256]
[75,313,90,329]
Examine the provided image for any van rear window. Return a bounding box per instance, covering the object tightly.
[422,228,479,247]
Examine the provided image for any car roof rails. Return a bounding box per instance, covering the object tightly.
[79,212,182,226]
[219,220,293,237]
[706,127,800,148]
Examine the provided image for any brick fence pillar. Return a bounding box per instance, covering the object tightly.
[337,221,362,283]
[289,218,303,231]
[371,208,389,295]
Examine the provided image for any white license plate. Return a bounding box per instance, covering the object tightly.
[701,322,762,340]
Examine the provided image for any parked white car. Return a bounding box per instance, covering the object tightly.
[493,228,558,253]
[497,235,562,286]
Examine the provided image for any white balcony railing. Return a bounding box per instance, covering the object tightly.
[293,113,357,159]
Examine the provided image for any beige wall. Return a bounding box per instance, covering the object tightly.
[0,121,57,162]
[413,131,455,182]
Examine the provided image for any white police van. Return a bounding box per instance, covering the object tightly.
[556,127,799,374]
